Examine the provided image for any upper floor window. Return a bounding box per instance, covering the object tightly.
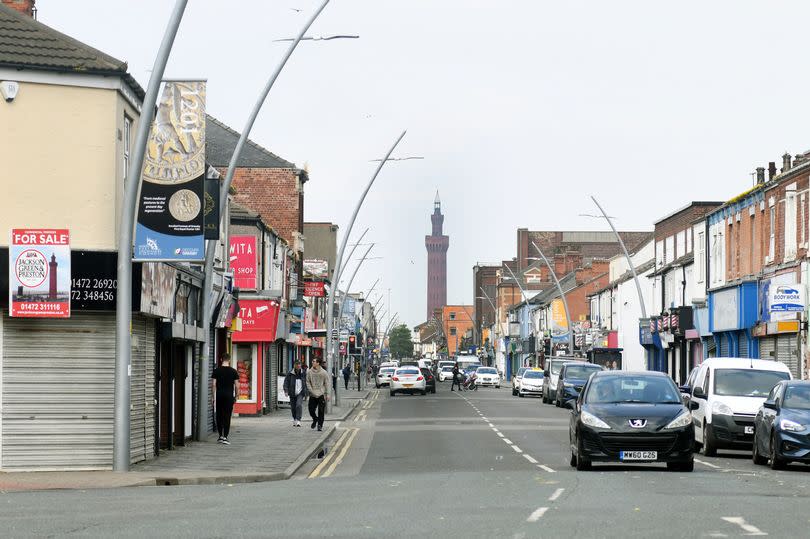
[123,115,132,185]
[769,198,776,262]
[785,184,798,261]
[450,312,456,320]
[697,231,705,283]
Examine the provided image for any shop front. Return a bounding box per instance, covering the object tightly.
[754,271,804,378]
[231,299,280,416]
[643,317,665,372]
[708,282,758,359]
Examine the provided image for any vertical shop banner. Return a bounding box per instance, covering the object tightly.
[9,229,71,318]
[203,174,221,240]
[550,298,568,337]
[230,235,257,290]
[134,81,206,261]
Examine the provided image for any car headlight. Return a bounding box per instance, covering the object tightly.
[581,410,611,429]
[664,410,693,429]
[711,402,733,416]
[780,419,806,432]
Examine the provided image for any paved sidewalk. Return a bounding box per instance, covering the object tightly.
[0,389,369,492]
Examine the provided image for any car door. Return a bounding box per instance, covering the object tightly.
[755,384,780,454]
[692,366,709,443]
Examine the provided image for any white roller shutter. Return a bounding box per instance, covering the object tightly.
[759,337,776,362]
[776,334,799,379]
[1,312,155,471]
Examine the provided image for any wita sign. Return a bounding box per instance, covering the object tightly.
[9,229,71,318]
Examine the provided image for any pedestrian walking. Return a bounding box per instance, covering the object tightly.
[306,358,330,431]
[212,353,239,445]
[283,361,308,427]
[342,363,351,390]
[451,362,463,392]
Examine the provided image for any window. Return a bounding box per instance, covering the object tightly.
[749,214,755,273]
[123,115,132,185]
[769,203,776,262]
[801,193,807,247]
[697,231,705,283]
[785,184,797,261]
[450,312,456,320]
[450,327,457,336]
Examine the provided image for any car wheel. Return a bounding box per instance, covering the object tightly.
[375,384,380,389]
[432,388,436,394]
[496,385,500,389]
[512,388,518,396]
[542,392,548,404]
[421,390,427,396]
[770,433,787,470]
[389,390,395,397]
[701,424,717,457]
[555,396,562,408]
[569,449,577,468]
[519,392,524,398]
[575,452,591,471]
[752,433,767,465]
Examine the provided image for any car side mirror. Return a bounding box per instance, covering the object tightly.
[563,399,575,410]
[544,370,550,376]
[689,401,699,411]
[679,385,691,393]
[692,387,706,399]
[763,400,777,410]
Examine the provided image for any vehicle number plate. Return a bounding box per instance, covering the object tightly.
[744,426,754,434]
[620,451,657,461]
[403,384,413,388]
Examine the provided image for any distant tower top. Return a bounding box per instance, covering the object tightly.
[431,191,444,236]
[434,190,441,209]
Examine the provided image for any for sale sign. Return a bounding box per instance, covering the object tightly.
[9,229,71,318]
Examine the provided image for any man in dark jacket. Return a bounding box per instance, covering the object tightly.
[451,362,463,392]
[284,361,308,427]
[342,363,352,390]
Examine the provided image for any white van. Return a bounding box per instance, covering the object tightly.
[456,355,482,372]
[688,358,791,456]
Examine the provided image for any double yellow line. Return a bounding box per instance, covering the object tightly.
[308,427,360,479]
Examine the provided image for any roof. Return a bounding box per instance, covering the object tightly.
[206,115,298,170]
[652,202,724,225]
[0,5,144,99]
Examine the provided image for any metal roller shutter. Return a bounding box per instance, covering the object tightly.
[738,333,749,358]
[776,335,799,379]
[206,328,215,434]
[759,337,776,362]
[719,334,730,357]
[1,312,155,471]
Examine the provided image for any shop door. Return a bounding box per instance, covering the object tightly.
[759,337,776,362]
[159,342,187,450]
[776,335,799,379]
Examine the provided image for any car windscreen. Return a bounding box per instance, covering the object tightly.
[380,368,395,374]
[585,376,681,404]
[550,361,567,375]
[441,366,454,371]
[478,368,497,374]
[523,370,544,379]
[713,369,790,397]
[783,385,810,410]
[564,365,601,379]
[516,367,528,377]
[396,369,420,375]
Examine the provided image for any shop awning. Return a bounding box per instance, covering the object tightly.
[232,299,280,342]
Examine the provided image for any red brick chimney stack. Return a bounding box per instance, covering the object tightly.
[2,0,36,17]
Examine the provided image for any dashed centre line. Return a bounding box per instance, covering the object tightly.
[523,454,538,464]
[511,445,523,453]
[695,458,721,469]
[526,507,548,522]
[548,488,564,501]
[502,438,513,445]
[537,464,556,473]
[721,517,767,536]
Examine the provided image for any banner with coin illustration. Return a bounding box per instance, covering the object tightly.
[134,81,207,261]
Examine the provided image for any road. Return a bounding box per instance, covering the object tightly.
[3,385,810,537]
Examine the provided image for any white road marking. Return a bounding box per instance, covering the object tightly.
[488,423,494,428]
[523,454,538,464]
[511,445,523,453]
[497,432,505,438]
[721,517,767,536]
[492,427,500,433]
[537,464,556,473]
[695,458,721,469]
[548,488,564,501]
[481,417,488,421]
[502,438,513,444]
[526,507,548,522]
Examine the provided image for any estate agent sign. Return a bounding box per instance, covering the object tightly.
[9,228,71,318]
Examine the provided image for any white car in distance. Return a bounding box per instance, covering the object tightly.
[390,367,427,396]
[376,367,396,388]
[476,366,501,388]
[438,365,455,382]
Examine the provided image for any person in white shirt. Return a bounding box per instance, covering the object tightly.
[283,361,308,427]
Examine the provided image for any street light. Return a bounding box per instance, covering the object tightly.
[325,131,409,409]
[273,34,359,42]
[115,0,188,472]
[368,156,425,162]
[527,239,574,353]
[196,0,333,441]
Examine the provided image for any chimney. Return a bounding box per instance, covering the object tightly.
[782,152,792,174]
[755,167,765,184]
[768,162,777,181]
[2,0,36,17]
[554,253,566,276]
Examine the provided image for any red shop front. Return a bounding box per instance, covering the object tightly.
[231,299,280,416]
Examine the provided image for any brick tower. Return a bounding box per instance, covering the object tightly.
[425,191,449,319]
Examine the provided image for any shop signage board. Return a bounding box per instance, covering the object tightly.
[712,287,739,331]
[134,81,207,261]
[9,228,70,318]
[229,235,257,290]
[769,283,804,313]
[232,299,280,342]
[303,280,325,297]
[550,298,568,336]
[303,259,328,280]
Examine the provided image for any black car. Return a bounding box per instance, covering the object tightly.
[567,371,696,472]
[753,380,810,469]
[420,368,436,394]
[556,362,604,407]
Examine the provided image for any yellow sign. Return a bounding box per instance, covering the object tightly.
[550,299,568,335]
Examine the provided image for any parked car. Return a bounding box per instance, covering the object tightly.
[752,380,810,469]
[475,366,501,388]
[437,360,455,372]
[556,362,603,407]
[420,367,437,394]
[512,367,529,396]
[542,357,576,404]
[438,365,455,382]
[687,358,791,456]
[390,366,427,396]
[518,369,544,397]
[376,367,396,388]
[567,371,696,472]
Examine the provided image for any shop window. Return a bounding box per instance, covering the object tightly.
[234,343,257,403]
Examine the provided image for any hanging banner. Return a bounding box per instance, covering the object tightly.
[203,173,221,240]
[303,280,325,297]
[134,81,207,261]
[9,229,71,318]
[550,298,568,337]
[230,235,257,290]
[303,259,329,280]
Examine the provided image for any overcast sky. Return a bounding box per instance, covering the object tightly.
[38,0,810,330]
